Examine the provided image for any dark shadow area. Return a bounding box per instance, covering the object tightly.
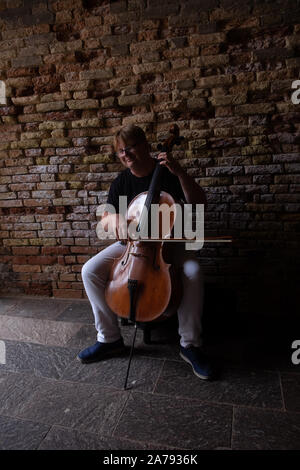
[201,280,300,373]
[119,271,300,374]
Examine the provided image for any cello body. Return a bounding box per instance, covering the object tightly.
[105,190,182,322]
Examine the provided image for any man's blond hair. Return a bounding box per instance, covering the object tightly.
[113,125,147,150]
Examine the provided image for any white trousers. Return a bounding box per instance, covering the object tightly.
[81,242,204,348]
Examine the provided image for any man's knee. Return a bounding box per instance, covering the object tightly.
[81,258,95,282]
[183,259,202,282]
[81,251,109,285]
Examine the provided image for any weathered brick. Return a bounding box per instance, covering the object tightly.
[101,33,136,47]
[207,166,243,176]
[197,74,233,88]
[209,94,247,106]
[39,121,66,131]
[79,69,114,80]
[12,265,41,273]
[130,39,167,56]
[241,145,273,156]
[36,101,65,112]
[0,199,23,207]
[196,177,232,186]
[192,54,229,67]
[23,198,53,207]
[3,238,29,246]
[41,138,70,147]
[190,33,226,46]
[32,190,56,199]
[236,103,275,115]
[176,79,195,90]
[143,2,180,19]
[133,61,170,74]
[118,94,152,107]
[285,163,300,173]
[254,48,293,61]
[66,99,99,110]
[12,247,40,255]
[187,97,207,109]
[71,118,101,128]
[11,55,43,68]
[60,80,93,92]
[53,198,82,206]
[12,95,40,105]
[168,12,208,27]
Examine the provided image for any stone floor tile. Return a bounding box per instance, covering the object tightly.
[66,324,97,348]
[154,360,283,409]
[38,425,172,450]
[0,298,19,315]
[281,372,300,412]
[56,301,94,323]
[2,298,71,320]
[61,354,164,392]
[114,392,232,450]
[0,414,50,450]
[0,316,83,346]
[0,371,44,417]
[0,340,79,379]
[232,406,300,450]
[12,378,129,436]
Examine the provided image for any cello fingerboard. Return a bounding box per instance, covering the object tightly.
[137,162,162,235]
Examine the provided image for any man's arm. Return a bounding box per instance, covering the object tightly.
[176,169,207,206]
[158,152,207,206]
[100,212,132,240]
[100,211,127,240]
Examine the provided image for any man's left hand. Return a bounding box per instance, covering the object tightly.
[157,152,183,177]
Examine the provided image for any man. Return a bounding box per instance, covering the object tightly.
[78,124,213,380]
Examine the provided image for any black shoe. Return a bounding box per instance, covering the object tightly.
[77,338,126,364]
[180,345,214,380]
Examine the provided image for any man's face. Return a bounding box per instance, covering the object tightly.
[116,138,150,171]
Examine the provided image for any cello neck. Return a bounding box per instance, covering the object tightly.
[145,162,163,207]
[137,162,163,234]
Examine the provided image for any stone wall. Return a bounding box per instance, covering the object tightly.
[0,0,299,322]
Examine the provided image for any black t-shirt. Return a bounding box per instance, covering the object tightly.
[106,166,185,213]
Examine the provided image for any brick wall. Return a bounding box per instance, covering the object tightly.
[0,0,299,321]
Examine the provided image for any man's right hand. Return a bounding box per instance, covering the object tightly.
[100,212,129,241]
